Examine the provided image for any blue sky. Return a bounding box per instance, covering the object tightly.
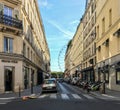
[38,0,86,72]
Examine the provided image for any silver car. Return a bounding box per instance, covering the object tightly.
[42,78,57,93]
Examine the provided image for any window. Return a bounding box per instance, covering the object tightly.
[4,37,13,53]
[102,18,105,34]
[23,43,26,56]
[116,71,120,84]
[109,9,112,27]
[27,47,29,59]
[31,51,32,61]
[4,6,12,17]
[97,25,99,38]
[91,3,94,13]
[28,3,29,17]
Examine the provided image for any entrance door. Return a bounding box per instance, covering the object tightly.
[4,67,13,91]
[24,67,29,89]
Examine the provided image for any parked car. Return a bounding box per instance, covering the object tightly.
[42,78,57,93]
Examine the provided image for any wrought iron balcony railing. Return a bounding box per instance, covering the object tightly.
[0,14,22,30]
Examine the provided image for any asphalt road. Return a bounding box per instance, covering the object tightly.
[0,82,120,110]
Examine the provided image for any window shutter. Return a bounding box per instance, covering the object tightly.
[0,3,4,14]
[14,8,19,19]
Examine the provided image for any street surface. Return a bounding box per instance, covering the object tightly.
[0,82,120,110]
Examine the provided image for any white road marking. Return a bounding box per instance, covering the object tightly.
[39,94,48,98]
[0,103,7,105]
[61,94,69,100]
[0,100,11,105]
[50,94,57,99]
[0,97,15,100]
[59,83,70,94]
[72,94,82,100]
[83,94,95,99]
[102,94,116,98]
[116,103,120,105]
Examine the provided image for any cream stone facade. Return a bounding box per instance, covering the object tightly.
[65,22,83,79]
[82,0,96,82]
[65,0,120,91]
[0,0,50,93]
[96,0,120,91]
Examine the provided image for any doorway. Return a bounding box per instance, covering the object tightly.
[4,67,14,91]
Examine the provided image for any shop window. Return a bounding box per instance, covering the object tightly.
[105,72,109,83]
[116,71,120,84]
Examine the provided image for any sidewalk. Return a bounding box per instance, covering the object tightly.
[0,85,42,99]
[90,88,120,100]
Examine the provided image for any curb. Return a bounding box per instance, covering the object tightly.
[90,91,120,100]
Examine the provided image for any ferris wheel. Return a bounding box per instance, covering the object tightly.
[58,45,67,72]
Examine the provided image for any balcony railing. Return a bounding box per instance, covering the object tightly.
[0,14,22,30]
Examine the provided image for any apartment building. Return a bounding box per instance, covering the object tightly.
[0,0,50,93]
[65,21,83,79]
[96,0,120,91]
[82,0,96,82]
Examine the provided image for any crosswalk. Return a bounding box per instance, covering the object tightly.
[0,99,12,105]
[0,97,15,105]
[38,93,96,101]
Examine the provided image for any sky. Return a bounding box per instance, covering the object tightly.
[38,0,86,72]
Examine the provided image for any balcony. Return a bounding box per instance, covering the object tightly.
[0,14,23,35]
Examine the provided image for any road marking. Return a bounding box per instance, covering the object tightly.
[39,94,48,98]
[61,94,69,100]
[0,97,15,100]
[50,94,57,99]
[58,83,70,94]
[116,103,120,105]
[83,94,94,99]
[0,103,7,105]
[102,94,116,98]
[72,94,82,100]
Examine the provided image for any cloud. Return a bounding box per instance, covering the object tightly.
[70,20,79,25]
[38,0,53,8]
[47,20,74,39]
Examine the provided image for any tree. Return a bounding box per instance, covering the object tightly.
[51,71,64,78]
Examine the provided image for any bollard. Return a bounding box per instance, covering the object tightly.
[19,85,21,97]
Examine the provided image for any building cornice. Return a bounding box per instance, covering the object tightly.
[4,0,21,5]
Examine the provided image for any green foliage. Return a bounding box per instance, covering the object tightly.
[51,71,64,78]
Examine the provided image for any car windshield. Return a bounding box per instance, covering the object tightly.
[44,80,55,84]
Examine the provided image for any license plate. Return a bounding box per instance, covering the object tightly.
[47,86,52,89]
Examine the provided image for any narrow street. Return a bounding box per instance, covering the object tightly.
[0,82,120,110]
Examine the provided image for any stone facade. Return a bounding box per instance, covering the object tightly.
[65,0,120,91]
[0,0,50,93]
